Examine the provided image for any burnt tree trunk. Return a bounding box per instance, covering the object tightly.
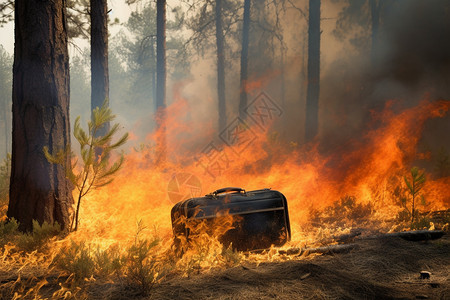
[90,0,109,137]
[216,0,226,133]
[238,0,251,120]
[305,0,320,142]
[369,0,380,65]
[156,0,166,163]
[8,0,74,232]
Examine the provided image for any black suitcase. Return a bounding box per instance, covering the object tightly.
[170,187,291,251]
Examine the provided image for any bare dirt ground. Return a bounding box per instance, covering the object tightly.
[81,234,449,300]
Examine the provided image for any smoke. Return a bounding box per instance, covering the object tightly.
[378,0,450,94]
[66,0,450,168]
[318,0,450,160]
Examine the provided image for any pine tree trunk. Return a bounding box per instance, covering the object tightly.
[305,0,321,142]
[8,0,74,232]
[150,36,156,105]
[156,0,166,163]
[238,0,251,120]
[369,0,380,65]
[3,98,8,156]
[91,0,109,137]
[216,0,226,133]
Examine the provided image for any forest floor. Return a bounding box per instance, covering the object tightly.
[127,235,450,300]
[2,233,448,300]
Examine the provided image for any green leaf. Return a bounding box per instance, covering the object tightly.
[109,133,129,149]
[404,176,413,194]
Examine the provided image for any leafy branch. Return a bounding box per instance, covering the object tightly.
[45,99,128,231]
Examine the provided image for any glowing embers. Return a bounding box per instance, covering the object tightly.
[171,187,291,252]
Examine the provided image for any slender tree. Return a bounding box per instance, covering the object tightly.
[369,0,380,65]
[216,0,226,132]
[8,0,74,231]
[305,0,321,142]
[0,47,12,158]
[156,0,167,162]
[238,0,251,120]
[91,0,110,138]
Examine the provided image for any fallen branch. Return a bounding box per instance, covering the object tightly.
[366,230,445,241]
[278,243,360,256]
[319,230,362,245]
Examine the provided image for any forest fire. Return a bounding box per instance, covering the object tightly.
[59,98,449,256]
[1,0,450,298]
[1,94,448,298]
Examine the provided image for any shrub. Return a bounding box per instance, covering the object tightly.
[0,218,19,247]
[0,154,11,220]
[93,245,123,277]
[124,221,166,295]
[17,220,62,251]
[310,195,373,228]
[56,240,96,281]
[402,167,426,224]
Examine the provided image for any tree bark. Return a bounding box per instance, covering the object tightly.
[238,0,251,120]
[8,0,74,232]
[156,0,166,163]
[216,0,226,133]
[90,0,109,137]
[305,0,321,142]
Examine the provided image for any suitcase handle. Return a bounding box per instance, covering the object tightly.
[212,187,246,196]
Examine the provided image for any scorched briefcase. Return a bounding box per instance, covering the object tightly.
[170,187,291,251]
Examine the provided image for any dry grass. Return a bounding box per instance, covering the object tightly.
[33,234,445,300]
[0,222,448,299]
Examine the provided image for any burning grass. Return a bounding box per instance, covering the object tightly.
[0,99,449,298]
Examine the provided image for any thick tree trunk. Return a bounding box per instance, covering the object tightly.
[369,0,380,65]
[216,0,226,133]
[91,0,109,137]
[238,0,251,120]
[305,0,320,142]
[8,0,74,232]
[156,0,166,163]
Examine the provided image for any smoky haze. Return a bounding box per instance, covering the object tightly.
[64,0,450,168]
[319,0,450,160]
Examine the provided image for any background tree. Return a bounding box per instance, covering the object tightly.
[216,0,226,132]
[0,46,12,159]
[117,4,158,107]
[156,0,167,163]
[184,0,241,132]
[70,53,91,123]
[0,1,13,26]
[369,0,380,65]
[8,0,74,232]
[238,0,251,120]
[91,0,110,140]
[305,0,320,142]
